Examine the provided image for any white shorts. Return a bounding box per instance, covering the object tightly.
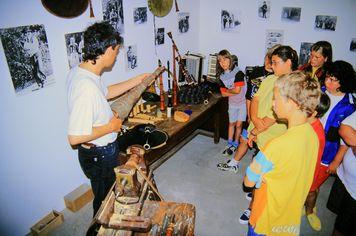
[228,103,247,123]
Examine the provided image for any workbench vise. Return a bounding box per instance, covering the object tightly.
[114,145,147,204]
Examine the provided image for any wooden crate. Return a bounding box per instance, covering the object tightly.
[64,183,94,212]
[30,210,64,236]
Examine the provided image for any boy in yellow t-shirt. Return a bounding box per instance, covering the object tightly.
[244,71,321,236]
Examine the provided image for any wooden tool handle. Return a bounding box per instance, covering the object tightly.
[133,163,165,201]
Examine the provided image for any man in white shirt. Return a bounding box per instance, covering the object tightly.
[67,22,149,216]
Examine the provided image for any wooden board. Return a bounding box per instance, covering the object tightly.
[98,201,195,235]
[138,201,195,235]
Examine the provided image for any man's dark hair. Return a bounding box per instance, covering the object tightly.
[315,92,331,118]
[82,21,122,64]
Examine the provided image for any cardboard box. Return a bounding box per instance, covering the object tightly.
[64,183,94,212]
[30,210,64,236]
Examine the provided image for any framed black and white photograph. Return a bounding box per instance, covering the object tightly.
[265,29,284,50]
[258,1,270,19]
[0,24,54,96]
[125,45,137,70]
[299,42,313,66]
[281,7,301,22]
[133,7,147,25]
[350,38,356,52]
[315,15,337,31]
[178,12,190,34]
[221,10,241,32]
[155,28,164,45]
[65,32,84,69]
[102,0,124,36]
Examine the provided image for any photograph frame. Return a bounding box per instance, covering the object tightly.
[221,9,242,32]
[315,15,337,31]
[0,24,54,96]
[64,31,84,69]
[281,7,302,22]
[125,44,138,71]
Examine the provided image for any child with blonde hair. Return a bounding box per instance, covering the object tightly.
[244,71,321,236]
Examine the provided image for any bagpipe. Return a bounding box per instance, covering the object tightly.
[110,66,165,120]
[108,67,169,152]
[167,32,213,105]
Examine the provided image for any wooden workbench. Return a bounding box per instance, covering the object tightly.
[135,93,226,169]
[97,200,195,236]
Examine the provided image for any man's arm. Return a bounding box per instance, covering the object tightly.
[106,73,150,99]
[339,123,356,146]
[68,116,122,146]
[327,145,348,174]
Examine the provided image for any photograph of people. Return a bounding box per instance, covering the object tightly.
[126,45,137,70]
[0,24,54,95]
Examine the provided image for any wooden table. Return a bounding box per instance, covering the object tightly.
[139,94,224,169]
[97,94,226,235]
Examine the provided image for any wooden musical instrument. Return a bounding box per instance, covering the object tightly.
[110,66,166,120]
[167,32,197,85]
[158,60,165,111]
[172,44,178,106]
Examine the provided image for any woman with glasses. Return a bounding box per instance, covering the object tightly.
[299,41,333,86]
[305,60,356,231]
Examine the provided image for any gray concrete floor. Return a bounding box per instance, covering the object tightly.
[51,135,336,235]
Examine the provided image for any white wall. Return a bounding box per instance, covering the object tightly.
[0,0,199,234]
[198,0,356,71]
[0,0,355,235]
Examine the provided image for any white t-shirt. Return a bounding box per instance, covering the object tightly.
[67,67,117,146]
[320,90,344,127]
[337,111,356,199]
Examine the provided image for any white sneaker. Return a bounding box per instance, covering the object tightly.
[222,145,237,156]
[217,162,239,174]
[246,192,252,201]
[239,208,251,225]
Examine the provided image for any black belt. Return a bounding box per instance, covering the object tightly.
[81,141,116,149]
[81,142,97,149]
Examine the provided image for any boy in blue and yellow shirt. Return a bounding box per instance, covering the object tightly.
[244,71,321,236]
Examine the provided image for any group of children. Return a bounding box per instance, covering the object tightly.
[215,42,356,236]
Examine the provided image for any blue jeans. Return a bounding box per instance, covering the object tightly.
[78,141,119,216]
